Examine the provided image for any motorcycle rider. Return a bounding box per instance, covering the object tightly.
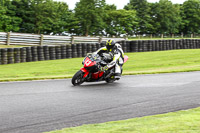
[94,39,124,80]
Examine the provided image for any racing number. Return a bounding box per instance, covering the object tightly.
[85,59,92,66]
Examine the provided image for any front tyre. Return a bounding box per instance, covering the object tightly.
[71,70,85,86]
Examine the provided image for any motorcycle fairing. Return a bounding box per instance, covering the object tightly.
[80,68,90,78]
[92,71,104,79]
[124,55,128,63]
[84,57,96,68]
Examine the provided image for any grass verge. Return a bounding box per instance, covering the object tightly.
[128,38,199,40]
[45,107,200,133]
[0,49,200,82]
[0,45,29,48]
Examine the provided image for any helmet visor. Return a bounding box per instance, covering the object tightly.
[106,45,113,51]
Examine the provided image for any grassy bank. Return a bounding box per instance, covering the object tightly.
[45,107,200,133]
[0,49,200,81]
[128,37,198,40]
[0,45,28,48]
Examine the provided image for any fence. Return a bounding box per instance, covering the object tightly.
[0,32,125,46]
[0,39,200,65]
[128,34,200,39]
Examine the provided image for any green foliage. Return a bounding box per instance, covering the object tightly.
[104,4,117,11]
[105,9,138,36]
[125,0,153,34]
[75,0,106,36]
[152,0,182,34]
[32,0,76,34]
[50,3,79,34]
[181,0,200,34]
[2,0,77,34]
[12,0,35,33]
[148,3,160,34]
[0,5,7,31]
[0,0,22,32]
[32,0,54,34]
[0,0,200,35]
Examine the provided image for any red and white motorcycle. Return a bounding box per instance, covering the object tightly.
[71,53,128,86]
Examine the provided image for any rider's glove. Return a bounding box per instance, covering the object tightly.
[100,66,108,71]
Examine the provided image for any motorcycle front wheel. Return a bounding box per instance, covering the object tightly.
[71,70,85,86]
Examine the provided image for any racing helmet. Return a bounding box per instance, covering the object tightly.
[106,39,116,52]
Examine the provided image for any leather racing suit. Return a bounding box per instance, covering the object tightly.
[94,43,124,79]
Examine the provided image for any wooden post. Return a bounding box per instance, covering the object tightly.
[71,36,74,44]
[7,32,10,45]
[123,35,127,41]
[161,34,163,39]
[40,34,44,46]
[181,34,183,38]
[150,34,152,39]
[191,34,193,38]
[99,37,102,43]
[172,34,174,38]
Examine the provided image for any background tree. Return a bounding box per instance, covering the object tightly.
[155,0,181,34]
[105,9,137,36]
[181,0,200,34]
[50,2,79,35]
[148,2,161,34]
[0,0,22,32]
[33,0,59,34]
[0,0,200,36]
[0,1,7,31]
[75,0,106,36]
[12,0,75,34]
[12,0,35,33]
[124,0,153,34]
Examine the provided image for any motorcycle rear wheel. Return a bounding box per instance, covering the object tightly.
[72,70,85,86]
[105,76,115,83]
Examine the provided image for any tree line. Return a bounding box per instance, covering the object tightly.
[0,0,200,36]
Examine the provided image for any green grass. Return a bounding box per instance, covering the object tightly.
[128,38,197,40]
[45,107,200,133]
[0,49,200,82]
[124,49,200,75]
[0,45,29,48]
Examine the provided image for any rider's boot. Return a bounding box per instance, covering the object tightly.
[115,73,121,80]
[115,64,122,80]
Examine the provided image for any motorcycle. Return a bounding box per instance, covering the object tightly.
[71,53,128,86]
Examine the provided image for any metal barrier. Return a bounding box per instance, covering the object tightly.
[0,32,125,46]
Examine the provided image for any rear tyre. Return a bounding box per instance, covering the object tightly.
[72,70,85,86]
[105,76,115,83]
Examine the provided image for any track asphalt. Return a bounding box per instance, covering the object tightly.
[0,71,200,133]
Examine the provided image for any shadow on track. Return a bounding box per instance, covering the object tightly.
[71,81,121,89]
